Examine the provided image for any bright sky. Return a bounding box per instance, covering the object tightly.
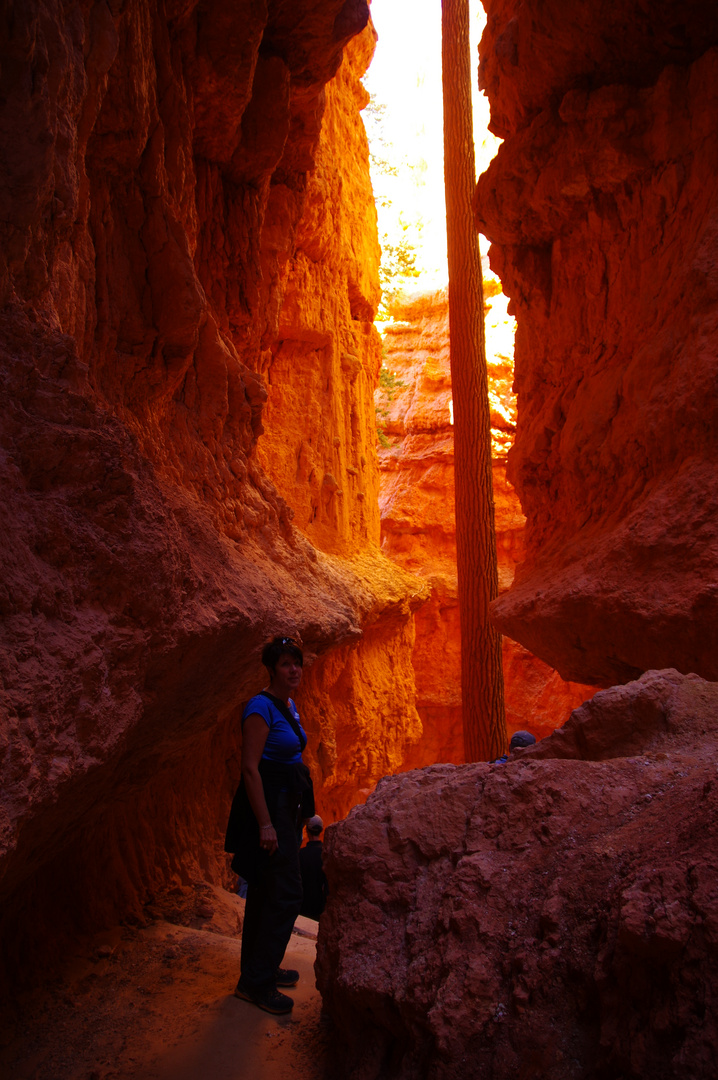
[363,0,501,289]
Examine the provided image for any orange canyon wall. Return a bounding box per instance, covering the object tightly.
[7,0,716,990]
[377,290,595,759]
[477,0,718,687]
[318,9,718,1073]
[255,29,429,821]
[0,0,426,979]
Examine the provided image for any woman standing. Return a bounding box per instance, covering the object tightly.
[225,636,313,1015]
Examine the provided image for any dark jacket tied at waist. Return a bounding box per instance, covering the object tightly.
[224,759,315,884]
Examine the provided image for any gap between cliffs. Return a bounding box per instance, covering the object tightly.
[0,0,588,1006]
[5,0,718,1074]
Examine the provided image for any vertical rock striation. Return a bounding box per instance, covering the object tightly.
[0,0,421,980]
[476,0,718,686]
[257,26,428,822]
[260,28,382,558]
[377,290,595,759]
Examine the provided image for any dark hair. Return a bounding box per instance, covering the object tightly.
[509,730,536,750]
[261,635,304,672]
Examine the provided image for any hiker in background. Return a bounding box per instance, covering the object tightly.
[224,635,314,1016]
[491,729,537,764]
[299,815,329,921]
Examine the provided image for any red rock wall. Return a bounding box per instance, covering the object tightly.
[377,290,595,760]
[318,669,718,1079]
[257,28,427,824]
[257,29,381,556]
[0,0,422,982]
[476,0,718,687]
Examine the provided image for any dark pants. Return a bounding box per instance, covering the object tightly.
[239,791,303,991]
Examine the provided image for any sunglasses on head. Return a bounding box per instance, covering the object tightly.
[281,637,297,646]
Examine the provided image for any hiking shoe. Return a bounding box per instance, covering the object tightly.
[275,967,299,987]
[234,982,294,1015]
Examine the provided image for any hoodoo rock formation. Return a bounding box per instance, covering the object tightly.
[476,0,718,687]
[318,669,718,1080]
[377,290,595,756]
[0,0,424,983]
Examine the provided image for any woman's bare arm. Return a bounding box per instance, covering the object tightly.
[242,713,278,855]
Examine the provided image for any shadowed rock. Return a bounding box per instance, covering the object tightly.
[477,0,718,686]
[318,669,718,1079]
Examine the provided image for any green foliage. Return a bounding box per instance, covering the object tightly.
[363,92,424,316]
[364,98,399,184]
[375,362,405,448]
[379,365,404,392]
[378,217,422,320]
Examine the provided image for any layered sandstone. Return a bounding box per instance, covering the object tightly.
[318,669,718,1079]
[0,0,421,982]
[377,290,595,758]
[257,26,382,557]
[253,26,427,822]
[477,1,718,686]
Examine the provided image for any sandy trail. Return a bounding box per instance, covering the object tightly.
[149,924,324,1080]
[2,893,328,1080]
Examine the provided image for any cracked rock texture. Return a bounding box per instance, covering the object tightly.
[477,0,718,687]
[318,669,718,1080]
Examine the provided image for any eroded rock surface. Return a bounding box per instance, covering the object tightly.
[0,0,422,982]
[377,290,595,757]
[477,1,718,686]
[318,669,718,1079]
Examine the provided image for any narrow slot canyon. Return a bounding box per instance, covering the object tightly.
[1,1,718,1078]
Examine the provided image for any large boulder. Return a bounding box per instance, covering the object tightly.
[317,670,718,1079]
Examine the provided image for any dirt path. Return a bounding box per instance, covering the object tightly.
[1,892,328,1080]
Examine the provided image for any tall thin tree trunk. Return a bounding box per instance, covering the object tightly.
[442,0,506,760]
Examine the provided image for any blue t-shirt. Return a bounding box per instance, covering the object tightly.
[242,694,306,765]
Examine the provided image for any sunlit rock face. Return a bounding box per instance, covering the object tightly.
[251,26,427,824]
[377,290,595,756]
[318,669,718,1080]
[477,1,718,687]
[0,0,423,980]
[258,28,382,558]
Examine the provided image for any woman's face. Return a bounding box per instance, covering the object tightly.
[273,652,303,691]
